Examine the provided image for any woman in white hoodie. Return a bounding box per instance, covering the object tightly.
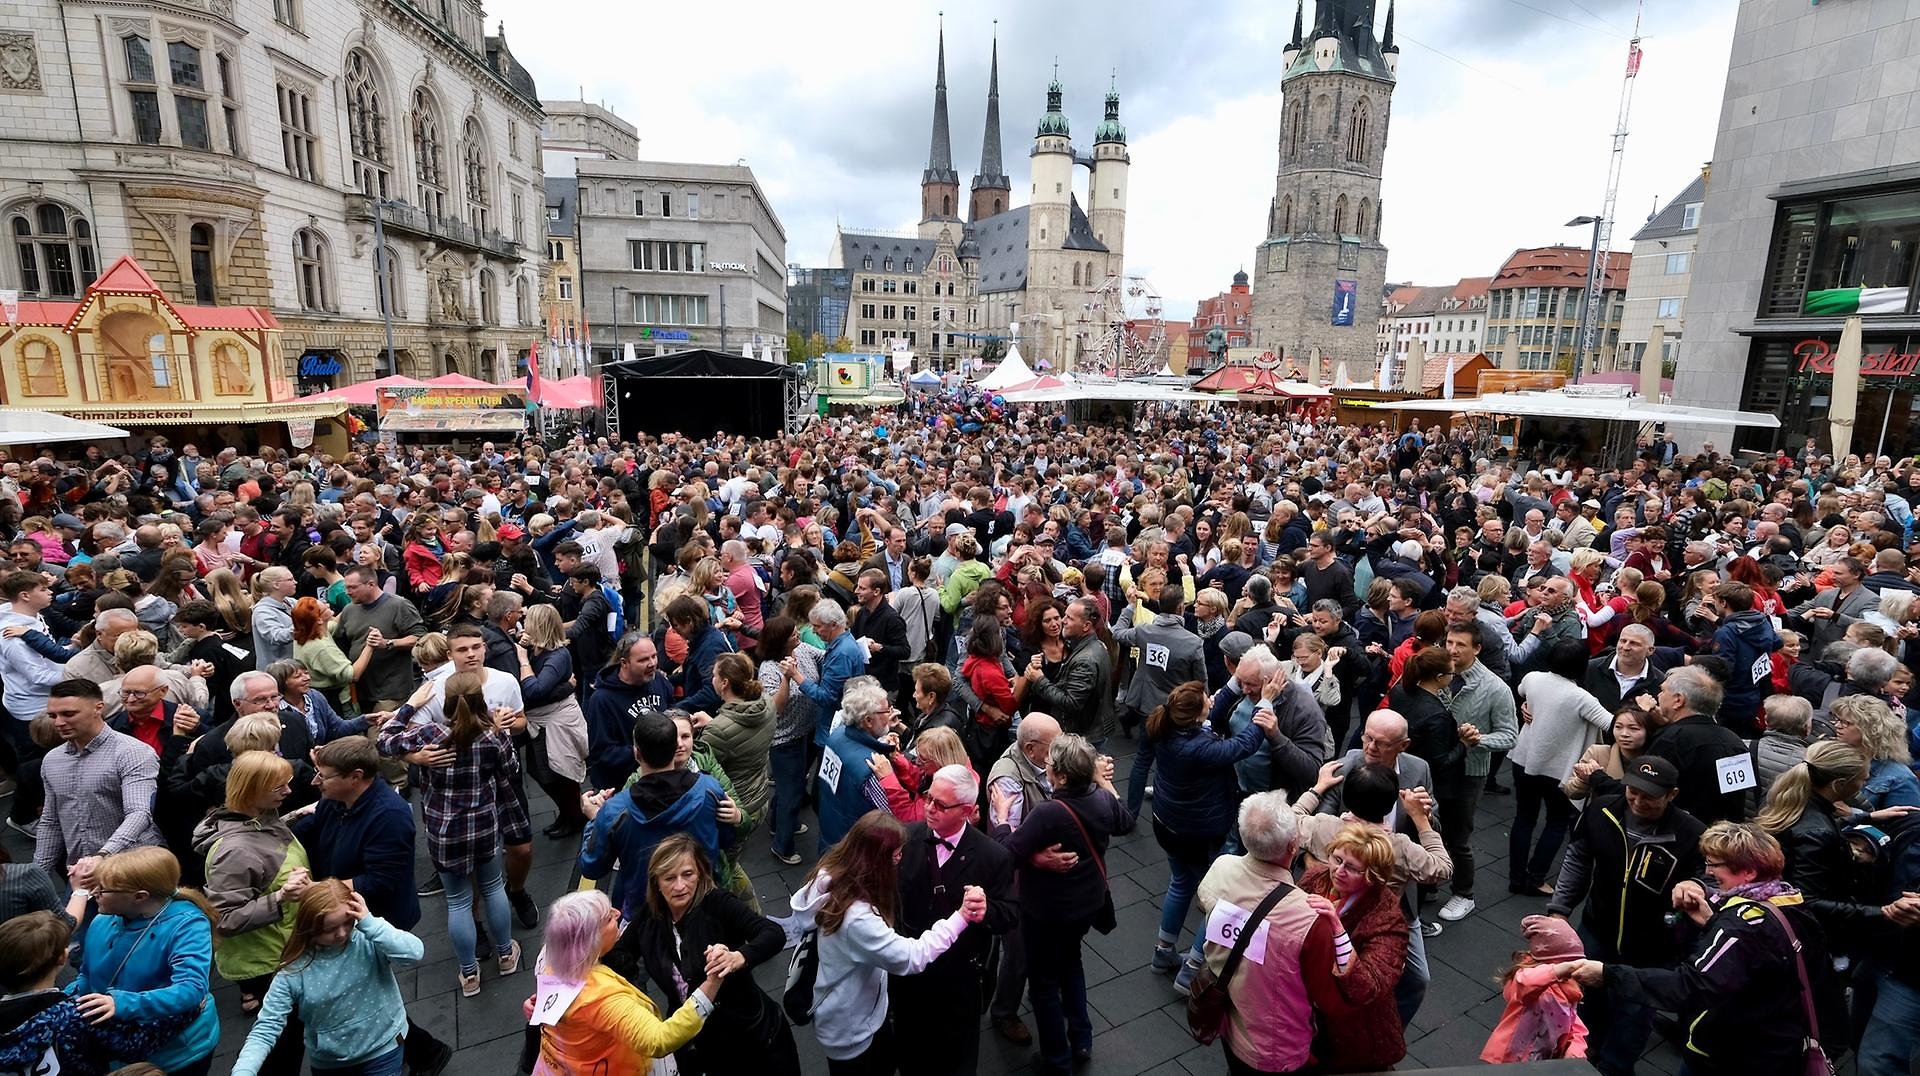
[785,812,986,1073]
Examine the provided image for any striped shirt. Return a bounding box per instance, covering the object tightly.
[34,725,163,874]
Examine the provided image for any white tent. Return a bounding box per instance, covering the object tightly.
[978,344,1035,391]
[1384,391,1781,430]
[0,410,131,444]
[1157,362,1176,377]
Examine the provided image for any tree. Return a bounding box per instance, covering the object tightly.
[808,332,829,359]
[980,337,1005,363]
[786,329,808,362]
[829,335,853,355]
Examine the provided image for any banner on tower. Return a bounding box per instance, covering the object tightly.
[1331,280,1357,326]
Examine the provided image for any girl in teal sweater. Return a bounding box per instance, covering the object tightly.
[232,881,424,1076]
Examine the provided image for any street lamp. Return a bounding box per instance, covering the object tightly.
[1565,214,1605,382]
[371,200,398,376]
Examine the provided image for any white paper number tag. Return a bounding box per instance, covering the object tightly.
[1144,643,1170,670]
[1715,752,1757,793]
[1749,653,1772,684]
[818,749,843,794]
[1205,900,1270,965]
[531,966,587,1027]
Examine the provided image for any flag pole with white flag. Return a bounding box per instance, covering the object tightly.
[1829,315,1863,461]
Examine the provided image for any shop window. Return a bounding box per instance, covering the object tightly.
[16,337,66,396]
[1804,190,1920,315]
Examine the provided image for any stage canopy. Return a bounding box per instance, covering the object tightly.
[0,409,130,444]
[602,349,801,438]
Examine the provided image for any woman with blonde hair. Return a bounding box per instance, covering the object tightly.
[379,671,529,996]
[66,846,221,1075]
[229,882,424,1076]
[192,750,309,1034]
[205,567,254,635]
[516,603,591,838]
[1297,823,1410,1071]
[1828,693,1920,810]
[531,889,725,1074]
[1754,739,1914,931]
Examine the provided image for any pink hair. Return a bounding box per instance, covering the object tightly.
[538,890,610,984]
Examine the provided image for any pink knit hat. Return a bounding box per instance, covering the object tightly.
[1521,915,1585,963]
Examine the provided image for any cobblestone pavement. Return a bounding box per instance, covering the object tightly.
[4,737,1715,1075]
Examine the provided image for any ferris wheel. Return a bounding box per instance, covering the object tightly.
[1078,273,1166,377]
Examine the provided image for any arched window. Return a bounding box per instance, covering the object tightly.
[1280,195,1292,233]
[1334,195,1349,236]
[1346,101,1370,164]
[345,49,390,199]
[942,194,951,216]
[411,87,445,217]
[478,268,496,324]
[374,244,401,317]
[211,339,252,394]
[1315,94,1332,135]
[16,336,66,396]
[462,116,489,231]
[9,202,99,299]
[1286,100,1307,159]
[1357,198,1372,239]
[1071,262,1080,286]
[181,222,216,305]
[1086,261,1095,286]
[1306,193,1319,233]
[292,227,332,311]
[515,276,531,324]
[99,310,174,401]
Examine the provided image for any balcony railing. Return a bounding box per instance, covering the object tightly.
[345,195,519,259]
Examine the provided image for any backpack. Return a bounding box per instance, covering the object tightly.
[781,927,820,1026]
[598,581,626,639]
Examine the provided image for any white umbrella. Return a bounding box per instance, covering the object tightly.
[1640,324,1666,402]
[1335,361,1351,390]
[0,410,131,444]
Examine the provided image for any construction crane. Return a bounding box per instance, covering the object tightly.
[1575,3,1644,380]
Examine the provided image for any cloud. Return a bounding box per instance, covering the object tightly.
[488,0,1735,316]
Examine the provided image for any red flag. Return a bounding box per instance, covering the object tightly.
[526,338,542,402]
[1625,41,1643,77]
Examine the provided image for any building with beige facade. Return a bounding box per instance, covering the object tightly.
[1617,168,1706,375]
[1483,246,1629,372]
[0,0,547,396]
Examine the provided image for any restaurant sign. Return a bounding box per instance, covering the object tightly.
[1793,337,1920,378]
[377,386,528,433]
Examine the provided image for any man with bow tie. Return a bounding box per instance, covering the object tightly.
[890,764,1017,1075]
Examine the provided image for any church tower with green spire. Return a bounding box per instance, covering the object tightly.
[1251,0,1397,380]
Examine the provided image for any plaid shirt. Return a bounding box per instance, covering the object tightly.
[34,725,162,874]
[378,716,529,875]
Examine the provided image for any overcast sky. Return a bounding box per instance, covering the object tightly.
[491,0,1738,321]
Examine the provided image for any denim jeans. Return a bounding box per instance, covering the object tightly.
[1394,904,1429,1027]
[441,852,512,974]
[769,738,809,856]
[1025,914,1092,1071]
[1858,970,1920,1076]
[1509,762,1576,889]
[315,1044,405,1076]
[1156,830,1224,947]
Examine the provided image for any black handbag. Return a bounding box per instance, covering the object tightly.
[1058,800,1118,934]
[1186,879,1294,1045]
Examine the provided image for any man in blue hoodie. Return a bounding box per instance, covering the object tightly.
[583,631,670,789]
[1708,581,1779,735]
[579,709,733,919]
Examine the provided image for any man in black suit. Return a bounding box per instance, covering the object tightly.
[850,568,911,698]
[1585,624,1665,714]
[892,765,1017,1076]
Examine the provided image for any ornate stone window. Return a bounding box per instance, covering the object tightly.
[293,227,332,311]
[277,78,318,180]
[1345,102,1370,164]
[412,87,446,217]
[122,35,162,144]
[9,202,97,299]
[462,116,489,231]
[345,49,390,199]
[167,40,210,151]
[188,222,215,303]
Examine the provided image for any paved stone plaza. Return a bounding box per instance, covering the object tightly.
[5,739,1714,1075]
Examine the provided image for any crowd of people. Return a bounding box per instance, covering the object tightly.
[0,412,1916,1076]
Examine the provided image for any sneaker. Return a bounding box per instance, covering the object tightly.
[795,823,809,836]
[1143,785,1154,798]
[415,874,445,897]
[497,938,523,976]
[0,778,16,799]
[4,816,34,839]
[510,889,539,929]
[1438,896,1477,922]
[1421,920,1444,938]
[1151,944,1182,974]
[458,969,481,998]
[1172,956,1204,997]
[774,849,803,866]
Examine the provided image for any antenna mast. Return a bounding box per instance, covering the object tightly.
[1577,2,1643,377]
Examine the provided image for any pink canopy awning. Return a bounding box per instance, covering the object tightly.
[536,376,597,409]
[304,375,429,405]
[423,373,495,386]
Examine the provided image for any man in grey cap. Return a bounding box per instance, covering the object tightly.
[1112,586,1206,736]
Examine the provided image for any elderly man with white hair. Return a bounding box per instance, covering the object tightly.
[788,598,867,748]
[1206,642,1332,801]
[814,675,903,848]
[1194,791,1344,1075]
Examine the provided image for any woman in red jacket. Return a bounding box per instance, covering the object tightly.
[1300,825,1410,1073]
